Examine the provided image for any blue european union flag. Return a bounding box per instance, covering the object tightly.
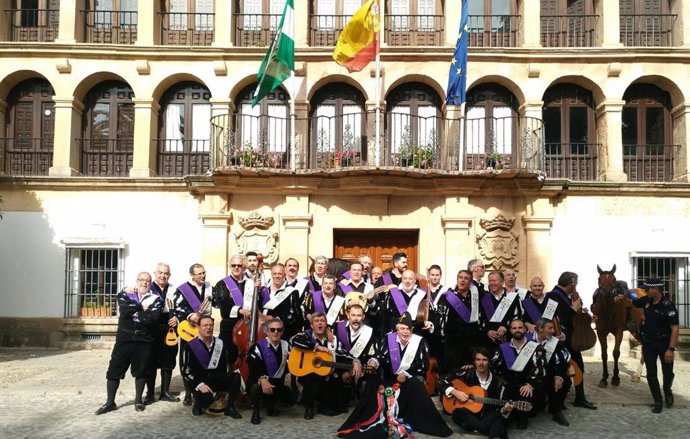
[446,1,469,105]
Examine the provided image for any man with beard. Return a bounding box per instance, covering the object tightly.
[262,263,304,340]
[244,251,262,283]
[379,269,434,335]
[522,276,563,338]
[435,269,484,373]
[492,318,545,429]
[375,252,408,288]
[532,318,571,426]
[285,258,309,299]
[335,302,377,400]
[302,274,347,329]
[338,312,452,438]
[439,347,513,439]
[480,271,522,349]
[359,255,373,284]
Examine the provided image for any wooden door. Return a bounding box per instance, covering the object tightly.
[333,229,419,272]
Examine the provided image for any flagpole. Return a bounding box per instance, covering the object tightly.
[458,102,465,171]
[375,1,382,167]
[290,9,296,172]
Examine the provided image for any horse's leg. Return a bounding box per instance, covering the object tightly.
[598,330,609,388]
[611,330,623,386]
[632,352,645,383]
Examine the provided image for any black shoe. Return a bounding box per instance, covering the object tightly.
[652,401,663,413]
[516,417,528,430]
[251,411,261,425]
[664,390,674,408]
[573,399,597,410]
[552,412,569,426]
[143,394,155,405]
[95,403,117,415]
[159,392,180,402]
[135,403,146,412]
[224,405,242,419]
[318,407,338,416]
[183,393,193,406]
[304,406,314,420]
[192,405,203,416]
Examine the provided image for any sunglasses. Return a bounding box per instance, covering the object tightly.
[268,327,284,333]
[230,264,243,268]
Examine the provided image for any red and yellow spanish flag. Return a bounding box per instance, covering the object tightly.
[332,0,380,73]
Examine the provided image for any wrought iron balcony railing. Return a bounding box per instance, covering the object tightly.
[623,144,679,182]
[160,12,214,46]
[541,14,597,47]
[385,15,444,46]
[620,14,676,47]
[82,9,137,44]
[157,139,211,176]
[79,138,133,176]
[468,15,520,48]
[309,14,351,46]
[543,142,599,180]
[7,8,59,42]
[2,137,53,175]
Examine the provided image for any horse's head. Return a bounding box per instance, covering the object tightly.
[597,264,618,296]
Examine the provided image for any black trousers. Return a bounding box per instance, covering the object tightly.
[193,371,241,409]
[249,381,295,410]
[151,326,178,370]
[298,373,346,411]
[642,341,674,391]
[106,339,152,380]
[452,409,506,439]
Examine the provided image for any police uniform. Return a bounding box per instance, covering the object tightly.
[633,278,679,412]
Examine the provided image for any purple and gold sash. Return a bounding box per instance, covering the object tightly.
[223,276,244,308]
[389,287,408,315]
[189,338,211,369]
[446,291,472,322]
[336,321,351,351]
[339,282,355,294]
[178,282,202,312]
[257,338,279,377]
[260,287,271,306]
[387,331,402,374]
[312,291,326,313]
[499,342,518,369]
[522,297,542,323]
[382,272,393,286]
[480,293,497,320]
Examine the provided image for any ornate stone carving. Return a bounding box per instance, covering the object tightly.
[476,214,519,270]
[234,211,279,266]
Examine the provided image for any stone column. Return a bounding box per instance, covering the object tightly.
[281,195,312,270]
[521,216,553,283]
[0,99,6,172]
[135,0,161,46]
[441,216,473,282]
[212,0,232,47]
[444,105,462,171]
[293,0,308,47]
[56,0,80,44]
[0,9,11,41]
[293,100,310,170]
[445,1,462,46]
[671,104,690,182]
[209,99,233,170]
[518,101,545,171]
[671,0,690,46]
[200,211,233,283]
[597,0,622,47]
[129,99,160,177]
[49,97,83,176]
[520,0,541,47]
[595,99,627,182]
[365,100,385,166]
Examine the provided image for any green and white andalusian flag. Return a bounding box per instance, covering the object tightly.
[252,0,294,106]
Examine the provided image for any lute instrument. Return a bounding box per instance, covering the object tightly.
[164,298,178,346]
[177,296,212,342]
[344,283,393,308]
[442,379,533,414]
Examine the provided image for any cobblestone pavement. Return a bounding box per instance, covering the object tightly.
[1,347,688,439]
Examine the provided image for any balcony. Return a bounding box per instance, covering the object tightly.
[623,144,679,182]
[209,113,545,174]
[7,8,59,42]
[157,139,211,176]
[620,14,676,47]
[468,15,520,48]
[309,14,350,46]
[543,143,599,181]
[82,10,137,44]
[234,14,280,47]
[160,12,214,46]
[79,138,133,176]
[386,15,444,46]
[541,14,597,47]
[2,137,53,176]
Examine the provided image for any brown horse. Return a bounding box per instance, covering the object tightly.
[593,265,643,387]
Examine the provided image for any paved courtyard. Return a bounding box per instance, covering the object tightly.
[1,346,688,439]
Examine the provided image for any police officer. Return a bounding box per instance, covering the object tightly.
[630,278,679,413]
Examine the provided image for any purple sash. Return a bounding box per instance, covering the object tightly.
[258,338,279,377]
[178,282,202,312]
[223,276,244,308]
[336,321,351,351]
[340,282,355,294]
[522,297,542,323]
[189,338,211,369]
[388,287,408,315]
[127,292,139,303]
[260,287,271,306]
[481,293,497,320]
[312,291,326,313]
[387,332,402,373]
[383,272,393,285]
[499,342,518,369]
[445,290,472,322]
[306,277,317,294]
[549,287,570,305]
[342,271,351,280]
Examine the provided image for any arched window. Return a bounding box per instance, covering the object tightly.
[542,83,596,180]
[81,80,134,176]
[310,83,366,168]
[386,82,442,167]
[4,78,55,175]
[465,84,518,169]
[234,84,289,168]
[158,82,211,176]
[622,83,673,181]
[541,0,595,47]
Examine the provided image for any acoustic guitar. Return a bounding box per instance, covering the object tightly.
[164,298,178,346]
[441,379,533,414]
[344,283,393,307]
[177,297,212,342]
[288,347,374,377]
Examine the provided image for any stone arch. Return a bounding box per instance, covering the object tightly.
[151,73,210,102]
[467,75,526,107]
[72,72,134,102]
[0,70,53,101]
[384,74,445,104]
[543,75,605,105]
[624,74,685,108]
[307,75,369,103]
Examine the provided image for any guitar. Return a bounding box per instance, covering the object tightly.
[288,347,375,377]
[568,358,583,387]
[177,297,212,342]
[165,298,178,346]
[344,284,393,307]
[441,379,533,414]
